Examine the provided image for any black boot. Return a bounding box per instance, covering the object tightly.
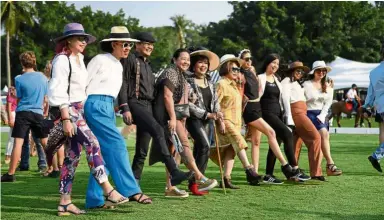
[245,168,260,186]
[170,169,190,186]
[281,164,294,179]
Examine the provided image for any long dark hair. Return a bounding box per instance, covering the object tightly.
[261,53,280,73]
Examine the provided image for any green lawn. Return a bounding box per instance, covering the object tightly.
[1,133,383,220]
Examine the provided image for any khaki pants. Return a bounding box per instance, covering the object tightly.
[292,101,323,177]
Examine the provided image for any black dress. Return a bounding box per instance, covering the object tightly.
[242,68,262,124]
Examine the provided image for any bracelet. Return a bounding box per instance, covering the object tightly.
[61,118,71,122]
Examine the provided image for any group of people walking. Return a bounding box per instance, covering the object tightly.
[5,22,384,216]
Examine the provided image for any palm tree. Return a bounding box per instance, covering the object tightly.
[1,1,37,87]
[170,15,190,49]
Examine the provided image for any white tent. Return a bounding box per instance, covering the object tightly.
[326,56,380,90]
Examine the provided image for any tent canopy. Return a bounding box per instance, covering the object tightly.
[326,56,379,90]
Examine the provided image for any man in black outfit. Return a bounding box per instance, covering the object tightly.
[118,32,188,186]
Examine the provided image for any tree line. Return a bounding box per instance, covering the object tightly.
[2,1,383,87]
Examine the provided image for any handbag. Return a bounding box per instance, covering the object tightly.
[174,79,190,120]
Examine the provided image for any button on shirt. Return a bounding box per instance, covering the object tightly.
[118,51,155,112]
[86,53,123,98]
[303,80,334,123]
[364,61,384,113]
[48,54,88,106]
[281,77,306,125]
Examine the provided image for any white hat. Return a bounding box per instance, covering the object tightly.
[219,54,243,69]
[100,26,139,42]
[309,60,332,75]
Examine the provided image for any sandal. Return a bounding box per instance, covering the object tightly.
[57,203,86,216]
[326,164,342,176]
[89,204,115,210]
[129,193,153,204]
[104,189,129,207]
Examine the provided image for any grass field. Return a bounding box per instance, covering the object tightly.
[1,132,383,220]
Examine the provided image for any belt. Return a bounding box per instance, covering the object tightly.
[87,95,114,102]
[248,99,260,103]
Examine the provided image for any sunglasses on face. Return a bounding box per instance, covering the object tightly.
[315,69,327,74]
[231,67,240,73]
[76,36,89,43]
[243,57,252,62]
[295,69,305,75]
[117,42,134,49]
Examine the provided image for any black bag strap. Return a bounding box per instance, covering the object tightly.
[50,54,72,97]
[135,58,140,99]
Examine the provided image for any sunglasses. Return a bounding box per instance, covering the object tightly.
[243,57,252,62]
[315,69,327,74]
[231,67,241,73]
[295,69,305,75]
[116,42,134,49]
[76,36,89,43]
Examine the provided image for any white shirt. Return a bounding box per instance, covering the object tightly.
[346,88,357,100]
[303,80,334,123]
[281,77,306,126]
[86,53,123,98]
[48,54,88,106]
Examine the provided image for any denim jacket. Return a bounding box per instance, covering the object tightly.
[186,75,220,120]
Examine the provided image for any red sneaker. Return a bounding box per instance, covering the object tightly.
[188,182,208,196]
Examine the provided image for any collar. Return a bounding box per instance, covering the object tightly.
[134,50,150,63]
[107,53,120,62]
[222,77,237,87]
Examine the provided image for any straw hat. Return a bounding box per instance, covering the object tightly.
[287,61,310,74]
[100,26,139,42]
[219,54,243,69]
[190,50,220,71]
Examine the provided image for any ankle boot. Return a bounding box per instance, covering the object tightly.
[245,168,260,186]
[220,177,240,189]
[281,164,294,179]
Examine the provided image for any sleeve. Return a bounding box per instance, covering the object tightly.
[187,81,207,119]
[216,81,225,104]
[86,55,102,96]
[212,83,221,113]
[364,79,374,108]
[317,87,334,124]
[163,68,179,93]
[346,89,353,100]
[118,57,132,112]
[281,79,294,126]
[48,55,70,106]
[189,102,208,119]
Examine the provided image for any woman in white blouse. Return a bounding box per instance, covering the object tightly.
[84,26,152,208]
[281,61,324,181]
[47,23,128,216]
[301,60,342,176]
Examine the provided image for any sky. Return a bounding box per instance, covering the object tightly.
[66,1,234,27]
